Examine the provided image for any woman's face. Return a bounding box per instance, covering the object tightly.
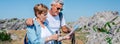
[36,12,47,22]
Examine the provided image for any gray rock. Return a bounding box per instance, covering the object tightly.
[68,11,120,44]
[0,18,26,30]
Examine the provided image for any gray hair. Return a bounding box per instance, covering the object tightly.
[51,0,64,5]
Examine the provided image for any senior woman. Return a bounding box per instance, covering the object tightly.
[25,3,58,44]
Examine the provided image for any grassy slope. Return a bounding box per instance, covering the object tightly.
[1,30,84,44]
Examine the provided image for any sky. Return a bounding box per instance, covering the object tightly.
[0,0,120,22]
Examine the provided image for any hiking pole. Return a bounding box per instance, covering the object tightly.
[66,25,79,44]
[54,31,58,44]
[71,33,75,44]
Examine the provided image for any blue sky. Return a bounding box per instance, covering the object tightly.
[0,0,120,22]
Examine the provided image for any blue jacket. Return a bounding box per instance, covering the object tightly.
[25,19,54,44]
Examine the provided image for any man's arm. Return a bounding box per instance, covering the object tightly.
[61,25,75,44]
[26,18,34,26]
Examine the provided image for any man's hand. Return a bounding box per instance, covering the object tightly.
[58,35,72,41]
[61,25,75,40]
[26,18,33,26]
[61,26,71,33]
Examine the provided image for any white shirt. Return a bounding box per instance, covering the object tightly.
[46,12,66,33]
[41,26,52,38]
[41,26,52,44]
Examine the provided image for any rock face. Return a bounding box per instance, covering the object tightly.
[0,18,27,42]
[0,18,26,30]
[70,11,120,44]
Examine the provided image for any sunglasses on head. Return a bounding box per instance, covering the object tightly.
[57,8,63,11]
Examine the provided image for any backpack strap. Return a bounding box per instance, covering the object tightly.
[59,12,63,28]
[24,34,28,44]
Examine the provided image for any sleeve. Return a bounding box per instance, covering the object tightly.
[61,15,66,26]
[26,25,46,44]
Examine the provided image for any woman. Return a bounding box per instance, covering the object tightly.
[25,4,58,44]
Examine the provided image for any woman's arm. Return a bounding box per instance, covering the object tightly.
[27,25,59,44]
[27,25,45,44]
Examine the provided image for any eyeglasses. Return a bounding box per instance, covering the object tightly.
[57,8,63,11]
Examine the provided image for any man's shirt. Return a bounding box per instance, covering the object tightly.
[46,12,66,33]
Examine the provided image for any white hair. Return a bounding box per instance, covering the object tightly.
[51,0,64,5]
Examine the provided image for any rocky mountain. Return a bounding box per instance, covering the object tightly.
[0,18,26,30]
[69,11,120,44]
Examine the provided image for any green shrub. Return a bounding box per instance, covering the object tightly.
[104,22,111,28]
[93,25,97,32]
[106,37,112,44]
[0,30,11,41]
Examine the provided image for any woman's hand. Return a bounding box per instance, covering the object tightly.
[50,34,58,40]
[46,34,58,41]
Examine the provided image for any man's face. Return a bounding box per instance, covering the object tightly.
[52,3,63,16]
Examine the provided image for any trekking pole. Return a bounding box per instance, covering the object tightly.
[66,24,79,44]
[54,31,58,44]
[71,33,75,44]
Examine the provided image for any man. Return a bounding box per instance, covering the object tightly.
[26,0,74,44]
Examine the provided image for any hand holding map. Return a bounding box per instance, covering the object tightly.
[58,24,79,41]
